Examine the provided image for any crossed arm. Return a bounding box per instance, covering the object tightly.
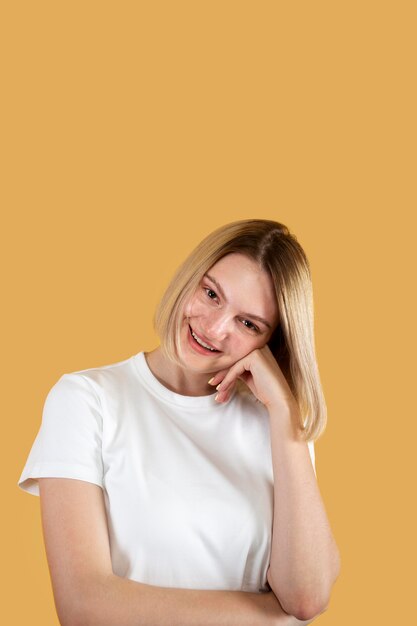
[38,478,325,626]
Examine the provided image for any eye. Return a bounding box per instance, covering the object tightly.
[242,319,260,333]
[204,287,218,300]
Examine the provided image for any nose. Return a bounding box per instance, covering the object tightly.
[201,310,231,342]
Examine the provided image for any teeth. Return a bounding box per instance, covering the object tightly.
[191,329,217,351]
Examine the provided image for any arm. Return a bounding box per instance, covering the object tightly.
[207,346,341,621]
[38,478,317,626]
[266,402,341,621]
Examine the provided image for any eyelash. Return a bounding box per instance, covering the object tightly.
[203,287,261,333]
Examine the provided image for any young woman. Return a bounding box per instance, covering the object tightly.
[18,219,341,625]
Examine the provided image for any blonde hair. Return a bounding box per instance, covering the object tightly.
[153,219,327,442]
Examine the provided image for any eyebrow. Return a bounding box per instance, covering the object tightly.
[203,273,272,329]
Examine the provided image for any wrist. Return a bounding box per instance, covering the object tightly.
[266,401,305,441]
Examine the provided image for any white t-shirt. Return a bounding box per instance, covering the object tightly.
[18,351,316,593]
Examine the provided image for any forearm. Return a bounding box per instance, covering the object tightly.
[74,573,315,626]
[266,403,341,620]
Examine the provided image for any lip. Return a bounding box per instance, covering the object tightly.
[188,325,222,353]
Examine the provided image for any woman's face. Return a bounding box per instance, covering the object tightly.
[179,252,280,373]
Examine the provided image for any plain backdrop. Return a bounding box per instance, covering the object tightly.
[2,2,416,624]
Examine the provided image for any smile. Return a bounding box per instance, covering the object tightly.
[188,325,220,352]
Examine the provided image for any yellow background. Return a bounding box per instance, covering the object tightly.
[2,1,415,624]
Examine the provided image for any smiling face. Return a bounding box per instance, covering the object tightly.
[178,252,280,373]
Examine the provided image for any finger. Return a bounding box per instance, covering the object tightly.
[215,382,236,403]
[207,368,232,386]
[216,361,247,391]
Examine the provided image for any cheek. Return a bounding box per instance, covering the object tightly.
[183,302,192,318]
[183,295,201,318]
[243,336,266,352]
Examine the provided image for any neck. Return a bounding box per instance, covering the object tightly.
[144,347,217,397]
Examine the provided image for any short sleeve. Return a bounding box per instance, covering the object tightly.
[308,440,316,476]
[17,373,104,496]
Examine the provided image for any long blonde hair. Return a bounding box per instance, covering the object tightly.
[153,219,327,442]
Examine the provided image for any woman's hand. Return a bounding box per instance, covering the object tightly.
[209,344,296,411]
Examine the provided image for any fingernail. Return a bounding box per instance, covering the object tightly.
[215,383,222,390]
[214,394,219,401]
[208,377,215,385]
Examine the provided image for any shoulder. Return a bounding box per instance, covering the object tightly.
[51,352,139,399]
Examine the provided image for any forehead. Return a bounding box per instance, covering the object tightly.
[205,253,279,324]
